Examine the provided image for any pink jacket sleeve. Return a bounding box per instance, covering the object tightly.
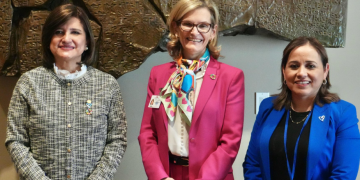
[138,67,169,180]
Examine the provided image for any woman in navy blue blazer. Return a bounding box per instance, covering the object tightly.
[243,37,360,180]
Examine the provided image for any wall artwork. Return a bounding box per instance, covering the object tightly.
[0,0,347,78]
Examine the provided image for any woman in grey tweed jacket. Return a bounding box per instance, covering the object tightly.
[5,4,127,180]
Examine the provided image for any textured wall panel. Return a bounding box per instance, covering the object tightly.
[151,0,255,30]
[256,0,347,47]
[17,11,48,75]
[12,0,47,7]
[0,1,12,74]
[0,0,348,77]
[84,0,167,77]
[1,0,166,78]
[152,0,347,46]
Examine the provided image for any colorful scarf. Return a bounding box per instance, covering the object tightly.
[160,49,210,126]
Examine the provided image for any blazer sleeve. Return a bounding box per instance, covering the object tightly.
[243,98,273,180]
[197,69,245,180]
[329,102,360,179]
[138,68,169,180]
[5,75,51,180]
[88,80,128,180]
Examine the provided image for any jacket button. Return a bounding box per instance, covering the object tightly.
[190,138,195,142]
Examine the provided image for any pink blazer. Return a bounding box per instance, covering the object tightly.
[138,57,245,180]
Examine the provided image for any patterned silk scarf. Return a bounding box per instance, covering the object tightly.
[160,49,210,126]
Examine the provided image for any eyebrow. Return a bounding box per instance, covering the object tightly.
[181,20,211,24]
[288,60,318,64]
[70,28,83,32]
[55,28,83,32]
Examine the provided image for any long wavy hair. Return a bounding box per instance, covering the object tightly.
[167,0,221,60]
[273,37,340,110]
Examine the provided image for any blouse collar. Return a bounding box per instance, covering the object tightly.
[53,63,87,80]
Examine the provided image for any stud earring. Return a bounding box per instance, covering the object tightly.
[85,47,88,51]
[322,79,327,85]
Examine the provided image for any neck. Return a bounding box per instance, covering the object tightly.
[291,96,315,112]
[55,60,81,73]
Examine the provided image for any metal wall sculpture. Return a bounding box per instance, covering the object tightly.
[0,0,348,78]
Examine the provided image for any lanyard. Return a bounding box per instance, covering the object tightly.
[284,110,312,180]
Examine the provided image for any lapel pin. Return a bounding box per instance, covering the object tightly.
[86,100,93,115]
[210,74,216,80]
[319,115,325,121]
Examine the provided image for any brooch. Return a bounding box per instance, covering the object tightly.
[210,74,216,80]
[86,100,92,115]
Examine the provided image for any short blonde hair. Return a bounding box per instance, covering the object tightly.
[167,0,221,60]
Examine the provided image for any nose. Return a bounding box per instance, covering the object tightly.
[190,25,200,34]
[62,32,71,43]
[297,66,307,78]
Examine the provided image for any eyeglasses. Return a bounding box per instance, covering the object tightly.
[178,21,213,33]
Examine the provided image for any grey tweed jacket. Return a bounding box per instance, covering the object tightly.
[6,66,127,180]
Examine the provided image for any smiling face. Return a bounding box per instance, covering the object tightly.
[50,17,87,64]
[175,7,216,60]
[283,43,329,101]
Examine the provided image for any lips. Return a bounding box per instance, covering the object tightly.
[187,38,203,42]
[295,81,310,84]
[59,46,75,50]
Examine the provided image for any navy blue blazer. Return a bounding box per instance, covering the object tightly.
[243,96,360,180]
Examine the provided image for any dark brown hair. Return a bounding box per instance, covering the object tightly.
[273,37,339,110]
[167,0,221,60]
[41,4,95,68]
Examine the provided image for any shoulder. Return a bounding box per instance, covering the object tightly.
[259,96,277,111]
[148,62,177,84]
[20,66,49,78]
[319,100,358,129]
[17,66,51,85]
[88,67,117,82]
[210,58,244,86]
[87,67,121,90]
[327,99,357,116]
[213,58,243,75]
[12,67,51,97]
[329,99,355,108]
[150,62,176,74]
[253,96,279,126]
[325,101,360,141]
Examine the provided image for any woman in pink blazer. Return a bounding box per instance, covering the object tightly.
[138,0,244,179]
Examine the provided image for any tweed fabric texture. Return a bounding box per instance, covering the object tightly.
[6,66,127,180]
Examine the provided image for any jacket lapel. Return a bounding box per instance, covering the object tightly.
[306,103,330,179]
[191,58,218,127]
[260,107,285,180]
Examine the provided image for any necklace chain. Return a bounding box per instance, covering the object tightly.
[290,110,309,124]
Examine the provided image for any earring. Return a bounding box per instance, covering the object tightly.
[322,79,327,85]
[284,80,286,85]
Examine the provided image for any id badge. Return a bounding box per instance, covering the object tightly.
[148,95,161,108]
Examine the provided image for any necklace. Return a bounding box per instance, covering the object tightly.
[289,110,309,124]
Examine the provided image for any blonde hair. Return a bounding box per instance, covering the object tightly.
[167,0,221,60]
